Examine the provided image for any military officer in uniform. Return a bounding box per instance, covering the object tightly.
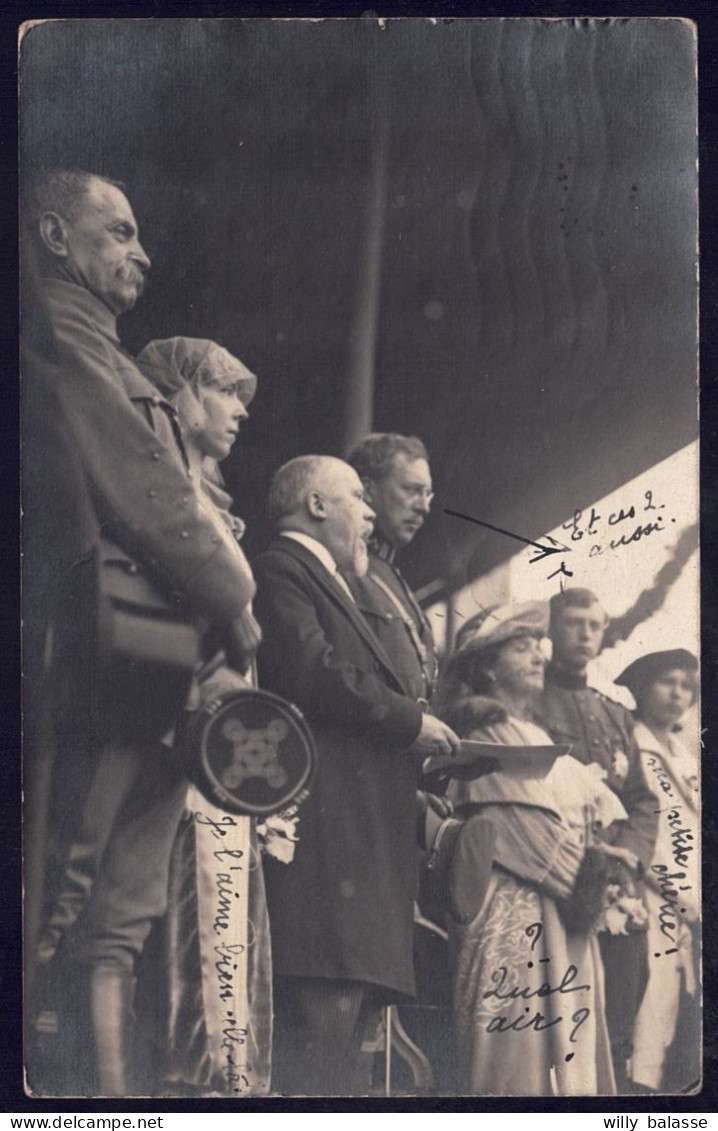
[346,435,437,716]
[537,587,658,1091]
[346,434,493,1088]
[347,433,494,879]
[26,169,260,1095]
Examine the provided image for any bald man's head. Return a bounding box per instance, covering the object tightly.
[268,455,376,575]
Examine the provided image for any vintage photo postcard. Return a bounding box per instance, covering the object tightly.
[20,16,699,1099]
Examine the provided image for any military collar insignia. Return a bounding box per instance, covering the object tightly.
[544,662,588,691]
[368,534,396,564]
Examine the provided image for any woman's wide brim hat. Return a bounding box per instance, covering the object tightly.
[452,601,549,661]
[615,649,699,698]
[137,337,257,406]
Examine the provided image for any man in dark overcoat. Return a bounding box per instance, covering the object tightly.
[252,455,459,1095]
[25,170,260,1095]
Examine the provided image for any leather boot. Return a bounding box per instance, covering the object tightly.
[89,965,136,1096]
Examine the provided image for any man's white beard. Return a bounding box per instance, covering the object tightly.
[351,538,369,577]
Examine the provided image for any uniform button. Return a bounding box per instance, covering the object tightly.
[210,535,221,544]
[152,451,161,461]
[180,530,189,540]
[181,495,190,505]
[127,563,138,575]
[147,489,157,498]
[592,738,600,746]
[587,714,596,722]
[150,395,160,405]
[187,470,193,479]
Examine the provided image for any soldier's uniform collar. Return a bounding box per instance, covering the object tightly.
[368,533,396,564]
[545,662,588,691]
[42,273,121,344]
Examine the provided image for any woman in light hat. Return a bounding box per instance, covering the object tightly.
[435,602,631,1096]
[137,337,294,1096]
[615,650,700,1094]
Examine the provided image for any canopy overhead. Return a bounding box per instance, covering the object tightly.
[21,18,698,594]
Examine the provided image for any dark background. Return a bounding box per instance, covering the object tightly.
[19,17,698,594]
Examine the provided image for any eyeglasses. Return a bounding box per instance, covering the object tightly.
[400,485,435,505]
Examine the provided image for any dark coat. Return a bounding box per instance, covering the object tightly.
[537,664,657,870]
[26,278,258,979]
[253,538,424,1000]
[348,547,437,702]
[40,277,255,625]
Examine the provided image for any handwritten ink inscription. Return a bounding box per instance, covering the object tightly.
[562,489,673,559]
[530,488,677,587]
[482,926,591,1060]
[220,1007,250,1095]
[194,808,253,1094]
[643,756,696,959]
[483,964,591,1057]
[214,941,245,1002]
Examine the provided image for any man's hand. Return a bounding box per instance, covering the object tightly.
[421,790,454,821]
[224,608,263,675]
[594,843,640,875]
[409,713,460,758]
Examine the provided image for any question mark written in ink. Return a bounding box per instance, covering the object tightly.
[525,922,543,952]
[564,1007,591,1061]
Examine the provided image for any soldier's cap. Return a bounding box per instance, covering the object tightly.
[137,337,257,406]
[615,649,699,700]
[452,601,549,660]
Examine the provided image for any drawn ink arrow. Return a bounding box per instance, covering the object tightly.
[443,508,571,562]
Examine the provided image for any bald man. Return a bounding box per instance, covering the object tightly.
[252,456,459,1095]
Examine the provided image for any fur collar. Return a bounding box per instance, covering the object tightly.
[441,694,509,737]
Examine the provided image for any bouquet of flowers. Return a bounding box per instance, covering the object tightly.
[556,801,647,934]
[596,869,648,935]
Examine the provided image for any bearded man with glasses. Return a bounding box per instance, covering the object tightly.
[347,433,437,708]
[346,434,493,1090]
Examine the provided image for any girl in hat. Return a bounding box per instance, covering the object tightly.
[615,651,700,1093]
[137,338,295,1095]
[434,602,633,1096]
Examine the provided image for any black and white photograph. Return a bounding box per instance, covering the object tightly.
[19,16,700,1099]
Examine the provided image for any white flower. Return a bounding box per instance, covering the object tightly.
[612,748,629,782]
[602,904,630,935]
[619,895,648,928]
[257,807,300,865]
[597,890,648,934]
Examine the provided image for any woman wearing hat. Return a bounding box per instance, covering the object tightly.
[615,651,700,1094]
[434,602,631,1096]
[137,338,292,1095]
